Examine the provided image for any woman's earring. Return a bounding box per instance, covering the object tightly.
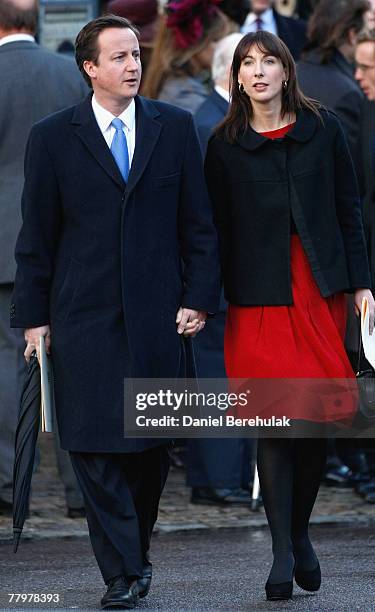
[283,80,288,90]
[239,83,245,94]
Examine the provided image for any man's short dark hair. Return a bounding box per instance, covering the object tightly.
[75,14,140,88]
[0,0,38,34]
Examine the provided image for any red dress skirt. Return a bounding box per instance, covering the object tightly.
[225,124,356,423]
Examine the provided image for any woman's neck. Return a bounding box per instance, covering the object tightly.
[250,101,295,133]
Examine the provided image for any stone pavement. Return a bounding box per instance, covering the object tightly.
[0,434,374,544]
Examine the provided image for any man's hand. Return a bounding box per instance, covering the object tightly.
[354,288,375,335]
[24,325,51,362]
[176,308,207,337]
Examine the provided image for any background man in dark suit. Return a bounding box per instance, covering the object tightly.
[297,0,368,183]
[241,0,307,60]
[0,0,87,517]
[188,33,253,507]
[12,14,220,609]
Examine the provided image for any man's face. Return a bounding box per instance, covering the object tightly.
[355,41,375,100]
[365,0,375,30]
[84,27,142,106]
[250,0,272,14]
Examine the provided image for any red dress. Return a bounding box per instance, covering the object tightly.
[225,123,356,423]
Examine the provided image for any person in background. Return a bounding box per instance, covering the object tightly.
[297,0,371,488]
[297,0,368,181]
[187,32,253,507]
[365,0,375,29]
[142,0,234,113]
[0,0,87,519]
[205,30,374,601]
[295,0,316,20]
[220,0,249,28]
[194,31,243,153]
[106,0,159,78]
[355,30,375,101]
[143,0,234,469]
[241,0,307,60]
[353,31,375,508]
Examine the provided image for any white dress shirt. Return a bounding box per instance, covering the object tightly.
[241,8,278,36]
[0,33,35,47]
[91,95,136,167]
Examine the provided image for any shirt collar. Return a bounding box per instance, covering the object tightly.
[246,8,274,27]
[0,33,35,47]
[92,94,136,132]
[214,85,230,102]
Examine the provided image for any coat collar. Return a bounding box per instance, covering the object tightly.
[237,109,318,152]
[0,39,38,53]
[71,93,162,193]
[331,49,356,81]
[210,89,229,115]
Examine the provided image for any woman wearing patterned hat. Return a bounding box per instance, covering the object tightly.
[142,0,235,112]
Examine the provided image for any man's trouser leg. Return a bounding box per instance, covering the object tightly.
[0,284,26,504]
[70,450,168,583]
[126,444,170,567]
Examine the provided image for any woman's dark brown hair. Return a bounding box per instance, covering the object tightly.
[216,31,321,143]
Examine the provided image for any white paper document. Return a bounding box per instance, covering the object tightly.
[361,297,375,369]
[39,336,54,432]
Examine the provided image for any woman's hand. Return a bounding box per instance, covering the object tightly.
[176,308,206,337]
[354,288,375,335]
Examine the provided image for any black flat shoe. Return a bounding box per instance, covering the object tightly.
[101,576,139,609]
[137,566,152,599]
[66,506,86,519]
[295,562,321,592]
[265,579,293,601]
[0,498,13,516]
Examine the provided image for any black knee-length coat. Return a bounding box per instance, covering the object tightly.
[11,94,220,452]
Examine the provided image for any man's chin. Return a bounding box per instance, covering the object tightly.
[121,83,140,96]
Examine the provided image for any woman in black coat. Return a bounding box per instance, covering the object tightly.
[205,31,375,601]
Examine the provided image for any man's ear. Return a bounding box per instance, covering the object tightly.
[83,60,97,81]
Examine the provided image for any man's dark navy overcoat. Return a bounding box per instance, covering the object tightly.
[11,94,220,452]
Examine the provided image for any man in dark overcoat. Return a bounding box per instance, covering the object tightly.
[11,15,220,609]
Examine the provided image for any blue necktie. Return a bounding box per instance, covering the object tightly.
[110,118,130,182]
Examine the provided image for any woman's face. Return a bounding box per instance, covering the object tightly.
[238,45,287,106]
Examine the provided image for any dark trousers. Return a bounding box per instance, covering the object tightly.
[70,444,170,583]
[187,438,253,488]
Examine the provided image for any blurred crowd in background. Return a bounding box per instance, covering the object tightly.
[1,0,375,519]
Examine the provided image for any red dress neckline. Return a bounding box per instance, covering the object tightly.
[259,122,295,139]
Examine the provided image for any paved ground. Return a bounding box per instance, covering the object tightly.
[0,434,375,544]
[0,525,374,611]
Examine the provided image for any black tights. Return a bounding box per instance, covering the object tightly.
[257,437,327,584]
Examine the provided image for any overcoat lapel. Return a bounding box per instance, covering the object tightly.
[71,95,125,190]
[70,94,162,194]
[126,96,162,195]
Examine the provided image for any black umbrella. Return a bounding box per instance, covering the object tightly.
[13,354,40,553]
